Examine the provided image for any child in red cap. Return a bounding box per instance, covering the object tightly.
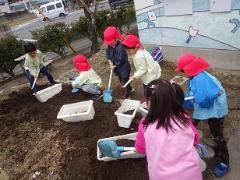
[103,26,134,98]
[71,55,102,99]
[176,53,230,177]
[122,34,161,91]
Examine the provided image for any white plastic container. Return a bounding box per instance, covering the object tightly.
[57,100,95,122]
[35,83,62,103]
[138,102,148,117]
[97,132,145,161]
[114,99,140,128]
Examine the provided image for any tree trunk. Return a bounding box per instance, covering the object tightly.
[79,0,99,53]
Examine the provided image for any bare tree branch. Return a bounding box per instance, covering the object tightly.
[94,0,99,15]
[78,0,92,17]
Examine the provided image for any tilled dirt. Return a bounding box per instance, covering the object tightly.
[0,84,147,180]
[0,60,239,180]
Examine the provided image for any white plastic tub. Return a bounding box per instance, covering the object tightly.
[97,132,145,161]
[114,99,140,128]
[138,102,148,117]
[57,100,95,122]
[35,83,62,103]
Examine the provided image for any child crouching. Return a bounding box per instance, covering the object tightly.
[71,55,102,100]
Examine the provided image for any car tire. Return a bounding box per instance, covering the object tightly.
[59,13,66,17]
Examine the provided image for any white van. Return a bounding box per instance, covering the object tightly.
[39,1,67,21]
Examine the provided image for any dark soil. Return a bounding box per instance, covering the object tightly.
[1,61,239,180]
[0,84,147,180]
[123,110,135,115]
[115,139,135,147]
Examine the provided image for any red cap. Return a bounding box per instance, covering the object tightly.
[175,53,209,76]
[175,53,196,72]
[122,34,144,49]
[73,55,91,72]
[103,26,122,45]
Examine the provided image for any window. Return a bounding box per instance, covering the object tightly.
[210,0,231,12]
[46,4,55,11]
[56,2,62,8]
[165,0,193,16]
[40,7,46,13]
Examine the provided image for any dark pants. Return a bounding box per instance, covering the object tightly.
[118,76,132,96]
[26,67,55,92]
[193,117,229,165]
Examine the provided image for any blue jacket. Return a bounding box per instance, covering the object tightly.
[106,41,131,79]
[184,71,228,120]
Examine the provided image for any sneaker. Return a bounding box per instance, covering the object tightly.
[214,162,230,177]
[72,87,80,93]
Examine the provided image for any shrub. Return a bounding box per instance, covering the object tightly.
[32,22,72,56]
[0,37,24,75]
[71,16,88,37]
[72,6,136,40]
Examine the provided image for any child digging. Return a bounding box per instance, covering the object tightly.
[23,42,57,93]
[135,79,202,180]
[175,53,230,177]
[71,55,102,100]
[122,35,161,92]
[103,26,134,98]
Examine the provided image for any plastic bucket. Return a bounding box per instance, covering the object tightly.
[103,89,112,103]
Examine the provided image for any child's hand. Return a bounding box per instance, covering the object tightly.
[110,65,116,70]
[130,75,135,81]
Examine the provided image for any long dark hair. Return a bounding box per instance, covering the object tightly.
[144,79,189,132]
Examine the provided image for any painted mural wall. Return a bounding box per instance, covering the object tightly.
[134,0,240,51]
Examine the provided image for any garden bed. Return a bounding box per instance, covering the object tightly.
[0,60,239,180]
[0,85,148,179]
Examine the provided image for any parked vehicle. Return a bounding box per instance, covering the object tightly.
[39,1,67,21]
[108,0,133,9]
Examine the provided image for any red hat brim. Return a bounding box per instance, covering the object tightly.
[104,38,115,45]
[183,58,210,76]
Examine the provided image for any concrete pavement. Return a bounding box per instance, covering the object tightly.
[11,1,110,39]
[220,125,240,180]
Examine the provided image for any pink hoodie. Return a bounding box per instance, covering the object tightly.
[135,118,202,180]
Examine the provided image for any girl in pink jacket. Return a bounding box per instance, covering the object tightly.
[135,79,202,180]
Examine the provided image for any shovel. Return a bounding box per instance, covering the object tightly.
[103,69,113,103]
[98,140,135,158]
[31,69,41,90]
[184,96,194,101]
[122,79,133,88]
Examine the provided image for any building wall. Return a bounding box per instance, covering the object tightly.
[134,0,240,70]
